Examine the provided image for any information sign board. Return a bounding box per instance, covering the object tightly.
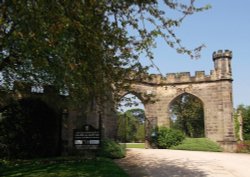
[73,124,100,150]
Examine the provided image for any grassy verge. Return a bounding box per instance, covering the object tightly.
[170,138,223,152]
[126,143,145,148]
[0,157,128,177]
[123,138,222,152]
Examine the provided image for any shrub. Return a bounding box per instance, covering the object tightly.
[171,138,223,152]
[157,127,185,149]
[236,140,250,153]
[99,139,125,159]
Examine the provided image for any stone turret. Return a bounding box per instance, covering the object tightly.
[213,50,232,80]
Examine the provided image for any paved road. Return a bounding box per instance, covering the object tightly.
[115,148,250,177]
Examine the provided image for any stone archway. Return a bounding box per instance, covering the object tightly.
[125,50,236,151]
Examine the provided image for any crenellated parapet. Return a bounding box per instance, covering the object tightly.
[213,49,232,60]
[136,71,213,85]
[132,50,233,85]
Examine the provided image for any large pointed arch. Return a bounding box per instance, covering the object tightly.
[168,92,205,138]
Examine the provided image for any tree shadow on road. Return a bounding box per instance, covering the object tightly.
[115,149,209,177]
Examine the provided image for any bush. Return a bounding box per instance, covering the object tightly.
[157,127,185,149]
[99,139,125,159]
[171,138,223,152]
[236,140,250,153]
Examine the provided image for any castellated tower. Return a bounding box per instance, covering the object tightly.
[213,50,232,79]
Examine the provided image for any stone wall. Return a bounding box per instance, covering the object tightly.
[0,82,117,155]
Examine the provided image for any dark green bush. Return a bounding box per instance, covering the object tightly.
[157,127,185,149]
[99,139,125,159]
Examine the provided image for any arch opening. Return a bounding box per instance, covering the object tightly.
[169,93,205,138]
[116,93,145,144]
[0,98,61,158]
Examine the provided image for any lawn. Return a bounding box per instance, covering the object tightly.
[125,143,145,148]
[170,138,223,152]
[0,157,128,177]
[121,138,223,152]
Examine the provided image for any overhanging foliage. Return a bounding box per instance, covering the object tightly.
[0,0,210,104]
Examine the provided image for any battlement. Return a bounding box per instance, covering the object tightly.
[213,50,232,60]
[137,66,233,85]
[137,70,217,85]
[132,50,233,85]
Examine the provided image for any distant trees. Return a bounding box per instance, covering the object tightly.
[169,94,204,138]
[117,109,145,142]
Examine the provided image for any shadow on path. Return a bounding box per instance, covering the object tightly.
[115,149,208,177]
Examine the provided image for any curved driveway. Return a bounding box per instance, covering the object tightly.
[115,148,250,177]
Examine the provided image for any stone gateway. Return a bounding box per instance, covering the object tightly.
[122,50,236,151]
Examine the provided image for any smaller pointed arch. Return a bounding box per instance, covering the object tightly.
[117,92,145,112]
[116,92,146,144]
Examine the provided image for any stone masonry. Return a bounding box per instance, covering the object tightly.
[123,50,236,152]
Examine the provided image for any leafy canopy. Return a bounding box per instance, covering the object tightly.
[0,0,210,103]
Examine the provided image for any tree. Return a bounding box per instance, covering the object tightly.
[169,93,204,137]
[126,108,145,124]
[117,108,145,142]
[0,0,210,105]
[126,108,145,142]
[236,105,250,140]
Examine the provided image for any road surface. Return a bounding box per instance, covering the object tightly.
[115,148,250,177]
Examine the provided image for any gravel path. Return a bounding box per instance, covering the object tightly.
[115,148,250,177]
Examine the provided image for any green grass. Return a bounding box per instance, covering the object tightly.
[0,157,128,177]
[125,143,145,148]
[124,139,222,152]
[170,138,223,152]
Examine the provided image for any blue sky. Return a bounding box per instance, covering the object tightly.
[143,0,250,108]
